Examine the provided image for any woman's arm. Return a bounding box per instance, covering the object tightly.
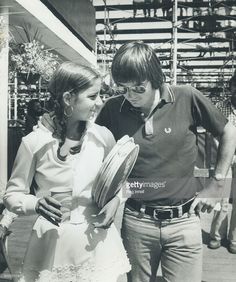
[4,138,62,225]
[3,140,38,215]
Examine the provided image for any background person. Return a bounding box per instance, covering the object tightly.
[144,0,153,17]
[162,0,172,17]
[133,0,147,17]
[209,74,236,254]
[4,62,130,282]
[95,41,236,282]
[153,0,161,17]
[25,99,43,135]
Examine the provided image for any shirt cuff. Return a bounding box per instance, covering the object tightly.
[5,194,39,215]
[22,195,39,214]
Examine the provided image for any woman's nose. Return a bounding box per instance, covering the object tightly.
[95,95,103,108]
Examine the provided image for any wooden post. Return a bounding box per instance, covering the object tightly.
[0,7,9,199]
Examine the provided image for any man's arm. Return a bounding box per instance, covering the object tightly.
[189,121,236,214]
[215,121,236,176]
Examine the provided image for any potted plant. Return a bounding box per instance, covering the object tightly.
[10,40,60,84]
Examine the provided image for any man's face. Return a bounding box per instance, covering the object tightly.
[117,81,156,110]
[33,102,42,115]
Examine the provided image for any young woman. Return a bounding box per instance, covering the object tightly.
[4,62,130,282]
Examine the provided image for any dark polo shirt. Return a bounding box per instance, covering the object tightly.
[96,84,228,206]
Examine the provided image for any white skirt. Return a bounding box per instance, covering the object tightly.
[18,215,131,282]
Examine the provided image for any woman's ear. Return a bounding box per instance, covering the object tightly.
[62,92,72,107]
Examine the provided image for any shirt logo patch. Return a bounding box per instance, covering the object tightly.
[164,128,171,134]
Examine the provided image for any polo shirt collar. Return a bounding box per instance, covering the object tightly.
[160,83,175,104]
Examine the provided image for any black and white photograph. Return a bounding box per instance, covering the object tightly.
[0,0,236,281]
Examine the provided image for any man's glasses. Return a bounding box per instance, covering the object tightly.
[115,82,148,95]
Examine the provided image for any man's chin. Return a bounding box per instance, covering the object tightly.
[130,101,140,107]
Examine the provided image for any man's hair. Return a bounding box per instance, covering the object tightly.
[111,41,165,89]
[229,75,236,88]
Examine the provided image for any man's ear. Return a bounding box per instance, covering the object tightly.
[62,92,72,107]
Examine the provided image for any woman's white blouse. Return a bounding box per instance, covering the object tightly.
[4,121,115,223]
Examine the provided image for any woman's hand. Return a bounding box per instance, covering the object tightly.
[35,196,62,226]
[93,196,120,229]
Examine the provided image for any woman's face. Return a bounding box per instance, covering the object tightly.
[70,78,103,121]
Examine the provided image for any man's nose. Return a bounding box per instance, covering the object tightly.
[126,88,136,97]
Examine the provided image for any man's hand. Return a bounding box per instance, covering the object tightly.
[35,196,62,226]
[189,178,224,215]
[93,196,120,229]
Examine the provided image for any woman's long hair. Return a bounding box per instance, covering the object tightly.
[48,62,100,141]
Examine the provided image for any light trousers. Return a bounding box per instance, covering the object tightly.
[121,206,202,282]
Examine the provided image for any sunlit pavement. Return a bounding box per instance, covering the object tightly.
[1,206,236,282]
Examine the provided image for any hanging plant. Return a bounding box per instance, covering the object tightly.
[10,40,60,83]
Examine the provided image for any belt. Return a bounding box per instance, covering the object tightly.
[126,198,195,220]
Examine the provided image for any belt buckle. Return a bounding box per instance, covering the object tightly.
[153,208,173,220]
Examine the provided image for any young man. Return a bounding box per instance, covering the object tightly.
[95,41,236,282]
[209,74,236,254]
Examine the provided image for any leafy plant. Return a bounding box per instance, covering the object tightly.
[9,24,60,82]
[10,40,59,81]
